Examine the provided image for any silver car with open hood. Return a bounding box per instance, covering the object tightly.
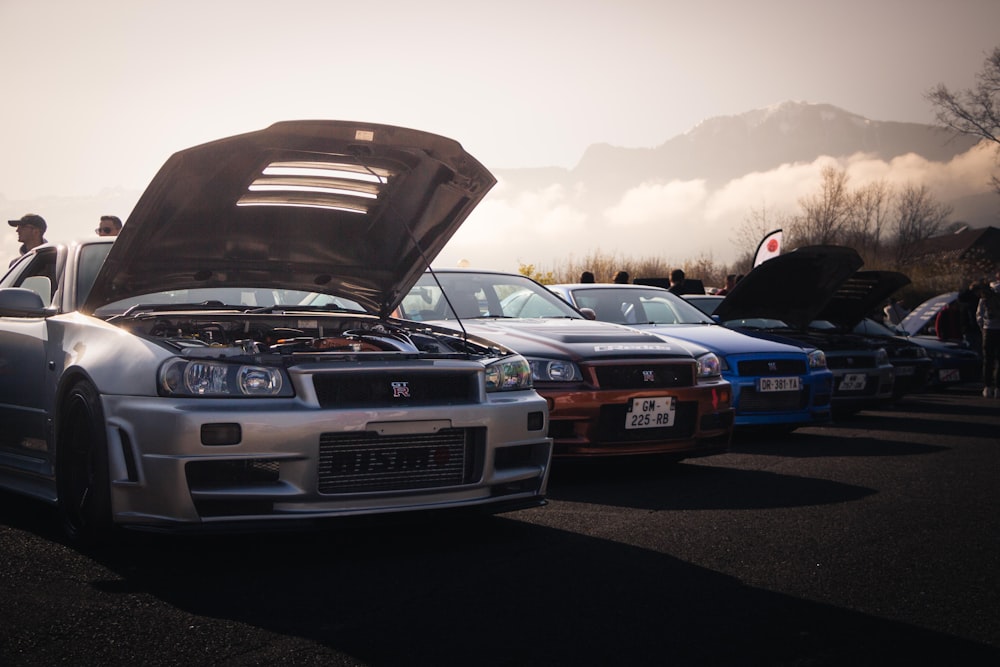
[0,121,553,541]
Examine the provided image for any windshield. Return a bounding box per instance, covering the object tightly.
[566,286,714,325]
[406,272,582,320]
[853,317,900,337]
[721,317,793,331]
[95,288,365,317]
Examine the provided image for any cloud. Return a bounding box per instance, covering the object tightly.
[434,181,590,270]
[439,141,999,271]
[604,180,708,227]
[4,143,996,275]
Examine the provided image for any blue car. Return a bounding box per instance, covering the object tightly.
[548,283,833,432]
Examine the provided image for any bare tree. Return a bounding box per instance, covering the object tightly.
[890,184,953,267]
[926,45,1000,193]
[731,203,792,271]
[846,179,893,264]
[790,165,851,245]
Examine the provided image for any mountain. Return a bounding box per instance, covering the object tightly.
[493,101,990,217]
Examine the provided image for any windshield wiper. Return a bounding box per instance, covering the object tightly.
[246,304,366,315]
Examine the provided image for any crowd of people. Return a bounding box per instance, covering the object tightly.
[7,212,120,268]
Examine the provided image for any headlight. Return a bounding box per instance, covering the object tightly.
[485,355,533,392]
[876,348,889,365]
[808,349,827,369]
[696,352,722,379]
[527,358,583,382]
[159,359,292,397]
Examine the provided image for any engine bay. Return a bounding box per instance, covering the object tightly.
[110,310,481,358]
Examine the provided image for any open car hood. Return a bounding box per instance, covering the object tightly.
[83,121,496,316]
[713,245,864,329]
[816,270,911,329]
[899,291,958,336]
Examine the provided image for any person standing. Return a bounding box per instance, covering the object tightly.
[934,301,963,341]
[976,282,1000,398]
[8,213,48,266]
[883,298,909,326]
[613,271,629,284]
[668,269,686,294]
[96,215,122,236]
[716,273,737,295]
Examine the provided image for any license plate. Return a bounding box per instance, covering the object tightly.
[625,396,675,429]
[839,373,867,391]
[757,376,800,392]
[938,368,960,382]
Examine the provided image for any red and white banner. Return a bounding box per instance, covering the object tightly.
[753,229,783,267]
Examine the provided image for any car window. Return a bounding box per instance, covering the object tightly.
[569,287,712,325]
[76,243,114,305]
[3,248,58,305]
[412,272,582,320]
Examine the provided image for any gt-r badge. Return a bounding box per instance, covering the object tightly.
[642,370,656,382]
[391,381,411,398]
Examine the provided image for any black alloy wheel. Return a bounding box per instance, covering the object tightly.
[56,380,113,544]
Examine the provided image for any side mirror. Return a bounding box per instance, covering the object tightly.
[0,287,49,317]
[579,307,597,321]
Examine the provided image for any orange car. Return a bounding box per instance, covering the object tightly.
[403,269,735,460]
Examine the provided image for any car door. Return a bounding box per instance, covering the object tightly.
[0,247,60,468]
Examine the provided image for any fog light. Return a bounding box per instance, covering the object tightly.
[527,411,545,431]
[201,423,242,446]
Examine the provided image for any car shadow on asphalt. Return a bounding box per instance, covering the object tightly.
[71,516,1000,666]
[546,459,875,511]
[2,492,998,665]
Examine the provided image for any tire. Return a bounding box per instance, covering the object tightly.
[56,380,113,545]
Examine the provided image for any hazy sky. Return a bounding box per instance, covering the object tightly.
[2,0,999,269]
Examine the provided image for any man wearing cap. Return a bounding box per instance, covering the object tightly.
[8,213,48,266]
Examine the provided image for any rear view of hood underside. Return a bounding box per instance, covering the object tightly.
[84,120,496,316]
[713,245,865,330]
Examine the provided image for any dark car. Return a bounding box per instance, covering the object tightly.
[817,270,933,398]
[890,292,982,388]
[700,246,897,414]
[400,269,735,460]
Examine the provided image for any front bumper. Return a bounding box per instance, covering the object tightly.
[99,391,552,529]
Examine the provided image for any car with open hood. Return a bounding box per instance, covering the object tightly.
[816,270,932,398]
[547,282,833,432]
[697,246,896,414]
[397,269,735,460]
[888,291,982,388]
[0,121,553,541]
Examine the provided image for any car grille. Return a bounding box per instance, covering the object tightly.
[826,355,878,370]
[313,370,479,408]
[318,428,481,494]
[737,359,807,375]
[592,363,693,389]
[597,401,697,442]
[739,386,811,412]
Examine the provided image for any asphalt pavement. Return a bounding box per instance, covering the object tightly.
[1,386,998,666]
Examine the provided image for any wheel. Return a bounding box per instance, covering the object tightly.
[56,380,113,544]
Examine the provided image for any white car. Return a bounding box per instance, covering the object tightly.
[0,121,553,542]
